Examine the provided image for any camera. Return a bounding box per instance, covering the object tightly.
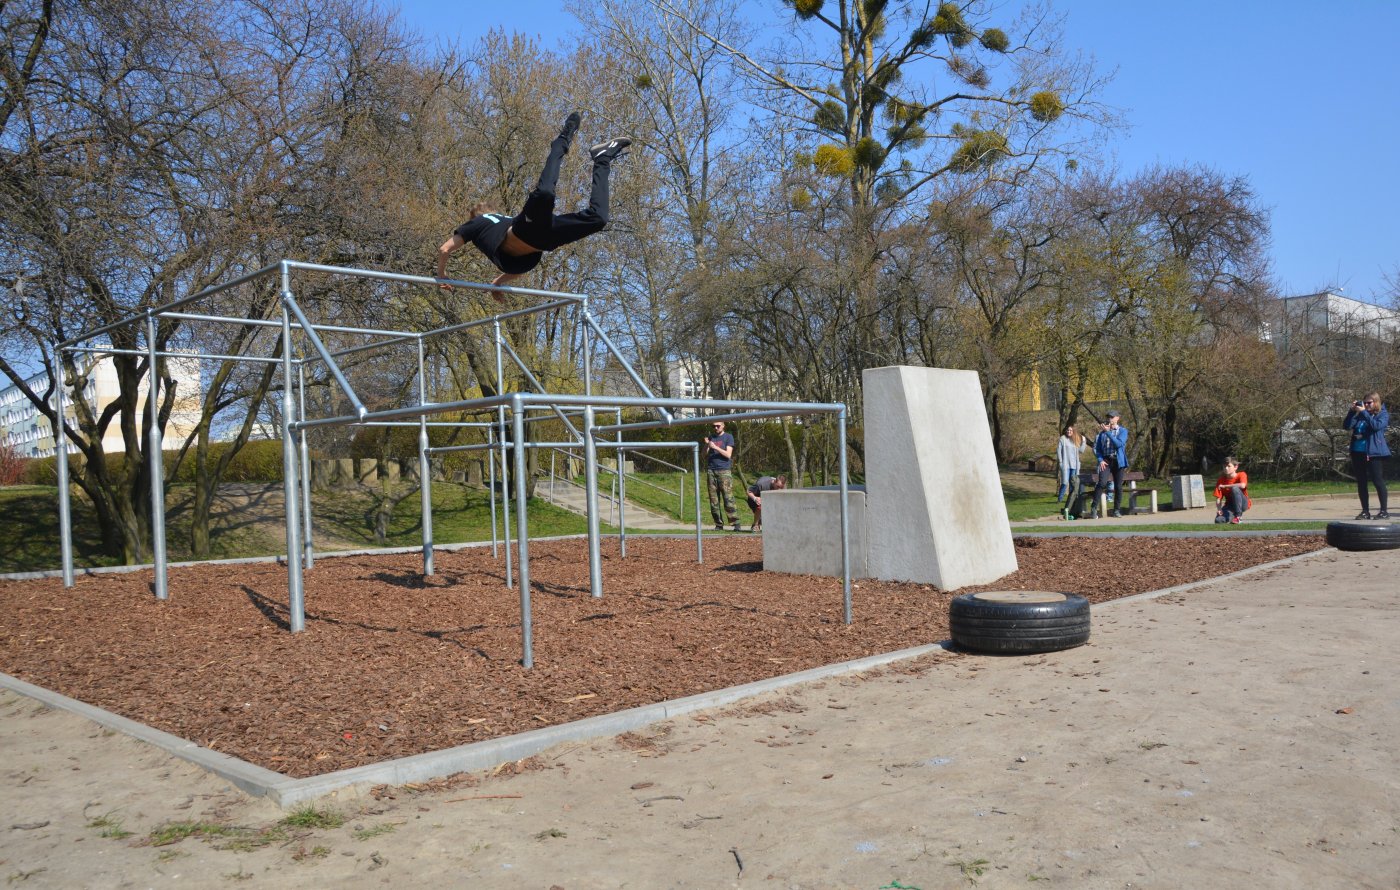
[1355,400,1365,408]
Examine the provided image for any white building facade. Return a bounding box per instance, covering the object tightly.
[0,353,202,458]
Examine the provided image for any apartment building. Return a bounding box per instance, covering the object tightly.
[0,352,202,458]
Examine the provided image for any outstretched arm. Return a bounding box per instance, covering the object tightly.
[436,234,465,289]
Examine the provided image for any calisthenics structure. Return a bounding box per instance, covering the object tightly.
[52,261,852,667]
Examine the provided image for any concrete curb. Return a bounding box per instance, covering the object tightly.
[1,641,952,809]
[0,545,1336,809]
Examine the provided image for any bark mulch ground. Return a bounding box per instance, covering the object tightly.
[0,534,1324,778]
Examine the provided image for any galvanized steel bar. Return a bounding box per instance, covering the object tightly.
[418,338,434,577]
[279,272,306,633]
[693,444,703,563]
[582,406,603,598]
[58,262,281,348]
[495,321,512,588]
[54,351,74,587]
[579,308,671,423]
[159,311,416,340]
[281,291,366,419]
[66,345,287,365]
[839,409,851,625]
[145,313,169,600]
[511,397,533,668]
[297,364,314,570]
[283,259,584,302]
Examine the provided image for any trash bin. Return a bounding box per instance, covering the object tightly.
[1170,474,1206,509]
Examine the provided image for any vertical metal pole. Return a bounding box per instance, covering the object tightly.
[279,275,305,633]
[297,363,314,570]
[487,428,499,558]
[839,409,851,625]
[582,299,593,398]
[692,444,703,563]
[511,397,533,668]
[417,338,434,577]
[145,312,168,600]
[583,406,603,598]
[616,409,626,558]
[495,320,513,587]
[54,350,74,587]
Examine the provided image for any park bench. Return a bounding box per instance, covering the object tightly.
[1071,470,1158,518]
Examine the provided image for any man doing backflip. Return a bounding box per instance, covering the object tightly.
[436,112,631,296]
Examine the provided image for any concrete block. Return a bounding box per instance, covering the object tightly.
[333,458,354,488]
[381,460,400,483]
[763,490,866,578]
[309,460,330,490]
[356,459,378,485]
[1171,474,1207,509]
[863,366,1017,589]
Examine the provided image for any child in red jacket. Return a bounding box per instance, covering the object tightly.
[1214,457,1250,524]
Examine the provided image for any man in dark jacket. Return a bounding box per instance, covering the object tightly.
[1093,410,1129,518]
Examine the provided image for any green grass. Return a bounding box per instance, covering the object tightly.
[279,805,346,830]
[0,482,595,574]
[0,471,1358,574]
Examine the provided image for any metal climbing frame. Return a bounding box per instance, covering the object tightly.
[53,260,851,667]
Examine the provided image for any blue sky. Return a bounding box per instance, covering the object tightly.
[395,0,1400,303]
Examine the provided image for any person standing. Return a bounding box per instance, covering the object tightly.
[745,474,787,532]
[1344,391,1390,519]
[1214,456,1250,524]
[704,420,741,532]
[1056,424,1085,520]
[1093,410,1129,518]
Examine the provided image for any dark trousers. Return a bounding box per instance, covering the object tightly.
[1220,487,1247,519]
[1094,460,1124,514]
[512,135,610,251]
[1351,453,1389,513]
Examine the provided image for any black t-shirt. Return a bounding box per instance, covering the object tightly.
[454,213,542,275]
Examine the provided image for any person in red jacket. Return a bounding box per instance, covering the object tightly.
[1214,456,1250,524]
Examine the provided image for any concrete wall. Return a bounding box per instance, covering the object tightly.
[762,490,866,578]
[863,366,1018,589]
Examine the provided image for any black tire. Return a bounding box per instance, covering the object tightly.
[949,591,1091,655]
[1325,521,1400,551]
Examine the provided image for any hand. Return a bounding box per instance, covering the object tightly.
[438,282,455,292]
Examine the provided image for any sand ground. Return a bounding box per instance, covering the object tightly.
[3,530,1398,888]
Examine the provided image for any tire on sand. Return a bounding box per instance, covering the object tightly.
[1325,521,1400,552]
[949,591,1090,655]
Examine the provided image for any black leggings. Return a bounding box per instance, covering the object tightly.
[1351,453,1389,513]
[511,135,610,251]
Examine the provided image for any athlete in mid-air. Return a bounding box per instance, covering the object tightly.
[436,112,631,298]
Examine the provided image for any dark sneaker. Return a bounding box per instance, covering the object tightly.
[1110,509,1122,518]
[713,524,725,532]
[731,523,743,532]
[1378,511,1391,520]
[1356,511,1373,520]
[560,111,581,146]
[589,136,633,163]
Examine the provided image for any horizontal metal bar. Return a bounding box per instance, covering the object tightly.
[597,406,832,434]
[323,335,419,360]
[283,260,586,302]
[65,344,285,366]
[60,263,282,348]
[424,298,578,342]
[159,311,417,340]
[291,392,841,432]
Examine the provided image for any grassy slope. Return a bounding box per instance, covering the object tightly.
[1,472,1355,573]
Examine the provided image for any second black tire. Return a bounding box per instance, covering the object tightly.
[1325,521,1400,551]
[949,591,1090,655]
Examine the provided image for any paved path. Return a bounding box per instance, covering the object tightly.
[1014,492,1366,529]
[3,540,1398,887]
